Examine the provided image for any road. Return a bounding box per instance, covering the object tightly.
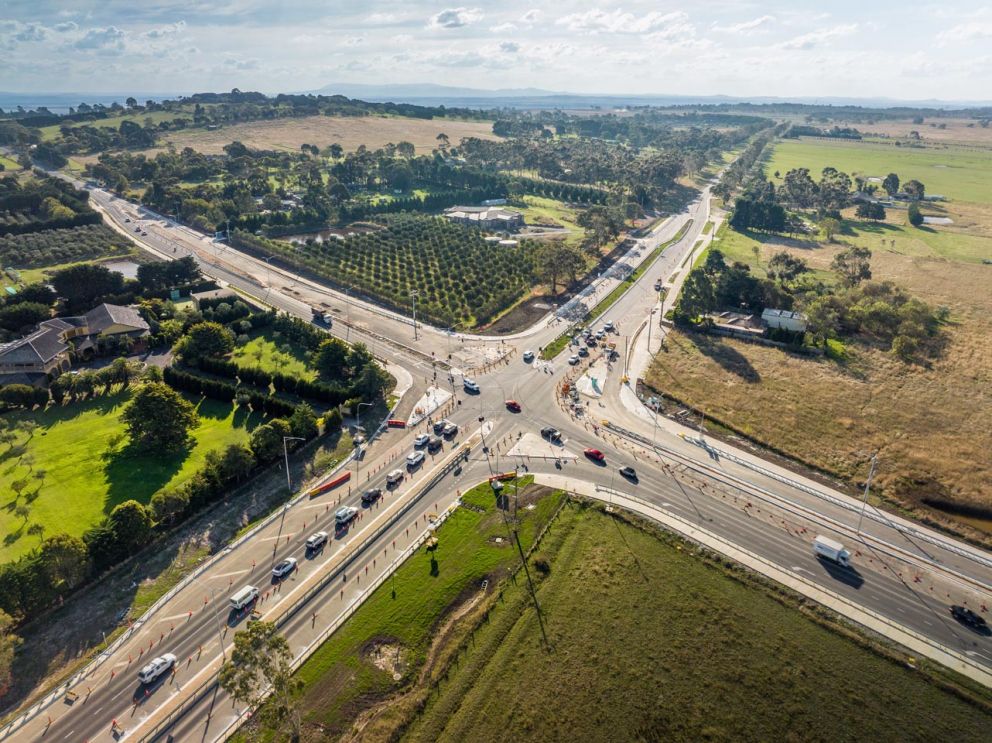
[5,172,990,742]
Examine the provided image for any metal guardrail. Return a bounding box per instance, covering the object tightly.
[590,485,992,683]
[604,423,992,591]
[0,401,408,742]
[140,440,472,741]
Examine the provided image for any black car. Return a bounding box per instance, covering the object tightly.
[619,466,638,481]
[427,436,443,453]
[362,488,383,505]
[541,426,562,442]
[951,605,987,629]
[432,419,448,434]
[577,347,589,358]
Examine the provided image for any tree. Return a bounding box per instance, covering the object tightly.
[0,610,22,698]
[289,404,318,440]
[817,167,852,211]
[174,321,235,360]
[346,343,375,378]
[820,217,841,242]
[219,621,302,740]
[903,179,925,200]
[125,97,138,109]
[780,168,819,208]
[882,172,899,196]
[831,246,872,287]
[8,283,56,306]
[907,202,924,227]
[856,202,886,221]
[534,242,585,294]
[150,489,189,526]
[767,252,809,284]
[250,418,291,462]
[37,534,90,591]
[106,500,153,554]
[219,443,256,483]
[312,338,350,380]
[51,264,124,309]
[674,268,716,323]
[354,363,390,401]
[121,382,199,451]
[0,301,50,332]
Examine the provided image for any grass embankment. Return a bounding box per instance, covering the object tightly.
[540,220,693,360]
[0,392,262,563]
[230,330,316,381]
[405,507,992,742]
[234,477,565,741]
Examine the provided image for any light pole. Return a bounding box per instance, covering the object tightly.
[282,436,306,494]
[410,290,419,341]
[857,453,879,538]
[646,307,658,353]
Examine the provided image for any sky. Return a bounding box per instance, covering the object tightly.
[2,1,992,101]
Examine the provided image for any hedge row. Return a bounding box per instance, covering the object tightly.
[163,365,299,418]
[197,356,351,406]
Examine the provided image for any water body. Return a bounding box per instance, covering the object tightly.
[0,92,183,115]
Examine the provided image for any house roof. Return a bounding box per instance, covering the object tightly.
[0,326,69,365]
[444,206,521,221]
[82,303,150,334]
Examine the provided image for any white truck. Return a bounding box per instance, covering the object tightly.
[813,535,851,567]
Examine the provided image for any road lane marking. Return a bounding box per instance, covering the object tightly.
[210,568,251,580]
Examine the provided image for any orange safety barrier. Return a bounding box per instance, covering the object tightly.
[488,471,518,483]
[308,471,352,497]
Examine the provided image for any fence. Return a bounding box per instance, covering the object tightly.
[141,445,470,742]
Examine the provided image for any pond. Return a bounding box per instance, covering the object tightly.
[102,259,142,279]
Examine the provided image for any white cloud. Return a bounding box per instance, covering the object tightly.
[936,22,992,45]
[490,22,516,33]
[141,21,186,40]
[74,26,126,53]
[428,7,484,30]
[778,24,858,50]
[224,57,259,71]
[714,15,775,34]
[499,41,520,53]
[343,35,366,46]
[556,9,688,35]
[520,10,542,25]
[53,22,78,33]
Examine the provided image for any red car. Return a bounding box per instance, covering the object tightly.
[505,400,522,413]
[584,448,605,462]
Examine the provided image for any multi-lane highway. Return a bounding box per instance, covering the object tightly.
[6,171,990,742]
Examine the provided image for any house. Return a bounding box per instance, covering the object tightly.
[761,308,808,333]
[443,206,524,231]
[0,303,150,385]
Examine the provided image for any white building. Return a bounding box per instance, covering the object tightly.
[761,308,808,333]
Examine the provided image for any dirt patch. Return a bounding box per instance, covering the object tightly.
[364,641,408,682]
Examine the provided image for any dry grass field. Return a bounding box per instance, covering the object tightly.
[158,114,499,155]
[647,190,992,533]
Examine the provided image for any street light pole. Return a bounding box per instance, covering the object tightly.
[282,436,306,494]
[410,291,419,341]
[857,453,879,538]
[355,401,373,475]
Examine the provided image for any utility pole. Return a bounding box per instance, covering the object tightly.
[273,436,305,558]
[410,290,419,341]
[355,401,373,475]
[857,453,879,537]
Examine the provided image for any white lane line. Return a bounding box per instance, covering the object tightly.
[210,568,251,580]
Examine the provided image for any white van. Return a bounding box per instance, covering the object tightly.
[407,450,425,468]
[229,585,259,611]
[386,469,404,486]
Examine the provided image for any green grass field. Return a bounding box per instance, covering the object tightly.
[230,330,316,381]
[0,390,263,563]
[766,137,992,204]
[39,110,192,141]
[406,507,992,743]
[0,155,23,171]
[236,478,564,741]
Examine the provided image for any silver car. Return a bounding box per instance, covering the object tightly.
[272,557,298,579]
[137,653,176,684]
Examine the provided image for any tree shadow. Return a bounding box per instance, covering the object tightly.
[193,397,235,421]
[102,441,190,513]
[686,333,761,383]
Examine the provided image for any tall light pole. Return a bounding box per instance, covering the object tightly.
[410,290,419,341]
[857,453,879,538]
[282,436,306,494]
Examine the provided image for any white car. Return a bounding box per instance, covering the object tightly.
[522,350,535,363]
[407,450,425,468]
[463,378,479,393]
[568,355,580,365]
[137,653,177,684]
[305,531,328,550]
[335,506,358,525]
[413,434,430,447]
[272,557,298,578]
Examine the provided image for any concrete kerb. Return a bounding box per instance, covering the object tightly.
[210,499,463,743]
[137,431,480,741]
[533,474,992,690]
[0,387,414,741]
[605,423,991,596]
